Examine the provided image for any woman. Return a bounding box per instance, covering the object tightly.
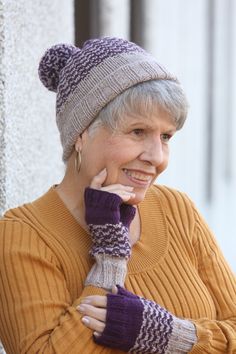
[0,37,235,354]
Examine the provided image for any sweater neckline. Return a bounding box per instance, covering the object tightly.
[32,186,168,274]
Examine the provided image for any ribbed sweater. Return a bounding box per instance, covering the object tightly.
[0,185,236,354]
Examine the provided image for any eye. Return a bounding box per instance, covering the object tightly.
[161,133,172,143]
[132,129,145,136]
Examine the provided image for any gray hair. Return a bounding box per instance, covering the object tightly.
[88,79,189,135]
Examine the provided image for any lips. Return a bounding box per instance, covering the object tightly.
[123,168,154,182]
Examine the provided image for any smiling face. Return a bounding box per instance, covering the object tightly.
[77,108,177,204]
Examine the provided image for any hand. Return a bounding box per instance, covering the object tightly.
[78,287,196,353]
[90,168,135,202]
[77,295,107,335]
[77,286,118,336]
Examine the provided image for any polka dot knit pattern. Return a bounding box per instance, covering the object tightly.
[38,37,178,162]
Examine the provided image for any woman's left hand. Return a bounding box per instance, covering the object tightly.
[77,294,107,335]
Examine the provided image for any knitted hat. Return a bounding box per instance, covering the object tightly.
[38,37,178,162]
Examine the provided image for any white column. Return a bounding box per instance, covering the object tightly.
[0,0,74,216]
[140,0,236,271]
[206,0,236,270]
[91,0,130,39]
[143,0,209,208]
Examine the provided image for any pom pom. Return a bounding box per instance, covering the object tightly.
[38,43,77,92]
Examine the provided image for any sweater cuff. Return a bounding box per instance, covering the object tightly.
[166,317,197,353]
[85,254,127,290]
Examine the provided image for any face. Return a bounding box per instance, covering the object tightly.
[77,109,177,204]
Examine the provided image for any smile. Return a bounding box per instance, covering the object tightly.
[123,169,153,183]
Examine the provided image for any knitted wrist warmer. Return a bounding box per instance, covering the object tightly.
[84,188,136,289]
[84,187,135,227]
[94,286,197,353]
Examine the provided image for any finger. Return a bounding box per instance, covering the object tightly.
[77,304,106,322]
[100,185,135,202]
[117,192,136,202]
[81,316,105,333]
[80,295,107,308]
[90,169,107,189]
[101,184,134,192]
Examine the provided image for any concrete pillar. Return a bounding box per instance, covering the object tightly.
[0,0,74,217]
[91,0,130,39]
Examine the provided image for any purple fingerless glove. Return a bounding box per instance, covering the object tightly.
[84,188,136,290]
[94,286,197,353]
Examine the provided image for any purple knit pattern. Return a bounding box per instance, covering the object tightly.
[130,298,174,353]
[84,187,136,228]
[56,38,145,112]
[89,222,131,259]
[95,286,174,353]
[84,188,135,259]
[38,44,77,92]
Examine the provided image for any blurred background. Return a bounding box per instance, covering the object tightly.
[75,0,236,271]
[0,1,235,264]
[0,1,235,352]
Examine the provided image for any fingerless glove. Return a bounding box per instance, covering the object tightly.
[84,188,136,290]
[95,286,197,353]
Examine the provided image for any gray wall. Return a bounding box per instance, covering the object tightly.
[0,0,74,217]
[0,1,73,351]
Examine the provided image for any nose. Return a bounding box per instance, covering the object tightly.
[139,136,165,166]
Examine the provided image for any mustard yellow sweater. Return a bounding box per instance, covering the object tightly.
[0,185,236,354]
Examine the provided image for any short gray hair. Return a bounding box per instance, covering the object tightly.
[88,79,189,135]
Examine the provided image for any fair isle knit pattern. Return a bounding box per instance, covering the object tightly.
[84,188,135,289]
[129,297,174,353]
[89,222,131,259]
[56,38,145,112]
[38,44,76,93]
[38,37,178,161]
[95,286,196,353]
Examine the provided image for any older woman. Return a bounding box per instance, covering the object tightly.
[0,37,235,354]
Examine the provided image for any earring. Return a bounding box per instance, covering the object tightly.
[75,149,82,173]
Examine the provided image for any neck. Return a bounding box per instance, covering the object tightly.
[55,155,88,231]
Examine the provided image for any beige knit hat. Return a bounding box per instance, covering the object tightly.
[38,37,178,162]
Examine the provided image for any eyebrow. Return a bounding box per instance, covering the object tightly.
[127,121,177,133]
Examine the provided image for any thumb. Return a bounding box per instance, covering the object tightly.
[90,168,107,189]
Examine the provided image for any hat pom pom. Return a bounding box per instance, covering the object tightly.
[38,43,77,92]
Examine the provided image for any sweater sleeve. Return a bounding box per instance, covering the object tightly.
[0,220,119,354]
[189,206,236,353]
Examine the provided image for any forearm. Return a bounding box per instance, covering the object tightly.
[84,187,135,290]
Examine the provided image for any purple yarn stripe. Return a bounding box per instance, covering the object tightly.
[130,298,174,354]
[57,38,144,111]
[89,222,131,259]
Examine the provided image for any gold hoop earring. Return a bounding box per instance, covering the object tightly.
[75,149,82,173]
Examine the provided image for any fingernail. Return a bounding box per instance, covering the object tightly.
[82,317,90,325]
[81,298,91,304]
[77,305,85,313]
[94,331,101,338]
